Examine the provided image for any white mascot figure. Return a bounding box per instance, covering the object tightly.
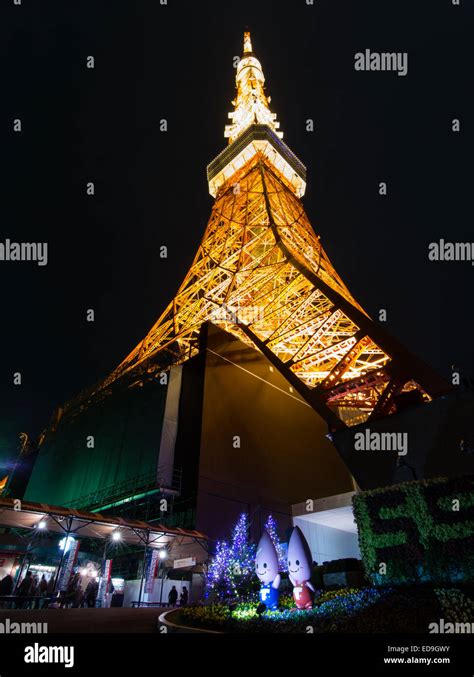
[255,530,281,611]
[287,526,315,610]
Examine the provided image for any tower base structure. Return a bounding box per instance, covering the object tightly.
[332,389,474,489]
[23,322,356,541]
[22,319,474,543]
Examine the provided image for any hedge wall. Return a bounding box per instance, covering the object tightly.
[352,475,474,586]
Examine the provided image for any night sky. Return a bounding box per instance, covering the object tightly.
[1,0,472,471]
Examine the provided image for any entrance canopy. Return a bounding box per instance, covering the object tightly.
[0,497,207,549]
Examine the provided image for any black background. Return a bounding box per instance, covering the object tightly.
[1,633,473,676]
[0,0,472,469]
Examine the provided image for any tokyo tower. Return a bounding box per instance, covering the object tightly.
[71,32,449,432]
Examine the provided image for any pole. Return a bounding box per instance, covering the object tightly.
[98,540,108,608]
[159,561,165,605]
[137,533,149,607]
[13,552,29,593]
[53,517,72,593]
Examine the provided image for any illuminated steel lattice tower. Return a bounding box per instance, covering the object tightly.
[88,33,449,431]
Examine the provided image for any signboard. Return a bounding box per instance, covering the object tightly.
[144,549,159,593]
[173,557,196,569]
[57,539,80,591]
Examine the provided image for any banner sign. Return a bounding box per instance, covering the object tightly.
[14,556,30,592]
[98,559,113,604]
[144,549,159,593]
[57,539,80,591]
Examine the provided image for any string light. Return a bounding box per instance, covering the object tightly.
[264,515,287,573]
[207,513,255,600]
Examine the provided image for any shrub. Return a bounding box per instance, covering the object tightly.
[176,586,471,634]
[323,558,363,574]
[435,588,474,624]
[311,565,324,587]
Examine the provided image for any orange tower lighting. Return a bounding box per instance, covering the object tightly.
[69,32,450,431]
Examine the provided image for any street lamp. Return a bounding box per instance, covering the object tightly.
[158,549,168,605]
[59,536,75,553]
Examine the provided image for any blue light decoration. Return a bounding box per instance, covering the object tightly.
[287,526,315,610]
[264,515,287,573]
[207,541,231,598]
[206,513,255,600]
[255,531,281,610]
[231,587,387,623]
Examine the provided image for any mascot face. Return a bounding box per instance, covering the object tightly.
[287,526,312,585]
[255,531,279,585]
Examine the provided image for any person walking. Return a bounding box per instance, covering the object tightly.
[168,585,178,606]
[84,579,98,608]
[179,586,188,606]
[39,575,48,596]
[105,579,114,608]
[30,576,38,596]
[0,574,13,608]
[64,572,81,608]
[17,571,32,596]
[46,576,55,597]
[17,571,33,609]
[0,574,13,595]
[29,576,40,609]
[37,575,48,608]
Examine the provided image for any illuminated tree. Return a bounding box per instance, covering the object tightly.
[206,513,256,600]
[207,540,232,600]
[264,514,287,572]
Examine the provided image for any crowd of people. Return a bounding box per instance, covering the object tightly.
[168,584,188,607]
[54,571,103,609]
[0,571,53,608]
[0,569,105,609]
[1,571,189,608]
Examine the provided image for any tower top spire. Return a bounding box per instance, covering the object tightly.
[224,31,283,145]
[243,31,253,54]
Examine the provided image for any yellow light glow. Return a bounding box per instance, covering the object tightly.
[225,33,283,144]
[65,31,443,430]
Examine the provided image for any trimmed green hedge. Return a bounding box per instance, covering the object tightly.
[353,475,474,586]
[323,558,363,574]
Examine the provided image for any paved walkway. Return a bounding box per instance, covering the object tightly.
[0,608,169,633]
